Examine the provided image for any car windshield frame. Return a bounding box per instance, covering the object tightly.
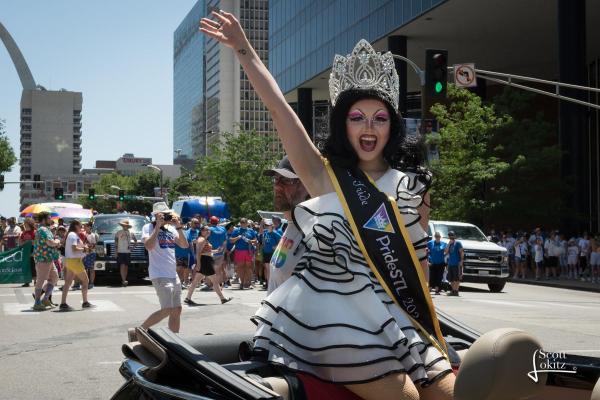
[432,224,488,242]
[92,216,148,236]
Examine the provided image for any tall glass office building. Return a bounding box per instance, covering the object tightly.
[268,0,600,233]
[173,0,205,162]
[269,0,446,93]
[204,0,275,153]
[175,0,276,161]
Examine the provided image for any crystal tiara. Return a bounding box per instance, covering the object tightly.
[329,39,399,110]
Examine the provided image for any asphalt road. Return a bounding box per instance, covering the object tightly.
[0,281,598,400]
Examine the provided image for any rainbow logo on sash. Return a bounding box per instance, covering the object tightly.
[363,203,395,234]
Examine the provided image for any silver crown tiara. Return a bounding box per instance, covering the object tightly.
[329,39,399,110]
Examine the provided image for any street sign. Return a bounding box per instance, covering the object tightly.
[454,63,477,87]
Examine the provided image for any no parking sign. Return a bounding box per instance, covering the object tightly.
[454,63,477,87]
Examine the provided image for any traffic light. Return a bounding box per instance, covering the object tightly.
[0,175,4,190]
[54,187,64,200]
[88,188,96,201]
[425,49,448,100]
[118,190,125,201]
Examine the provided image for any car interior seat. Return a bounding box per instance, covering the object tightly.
[454,327,547,400]
[591,377,600,400]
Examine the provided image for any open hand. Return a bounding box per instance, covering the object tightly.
[200,10,247,51]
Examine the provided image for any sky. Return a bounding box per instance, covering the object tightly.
[0,0,198,217]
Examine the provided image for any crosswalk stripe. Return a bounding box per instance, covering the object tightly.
[3,303,38,316]
[529,301,596,310]
[13,289,29,304]
[135,294,160,305]
[90,299,124,312]
[463,299,540,308]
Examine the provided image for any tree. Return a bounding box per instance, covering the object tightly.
[484,88,563,229]
[0,119,17,187]
[428,85,511,225]
[428,85,564,231]
[188,130,282,219]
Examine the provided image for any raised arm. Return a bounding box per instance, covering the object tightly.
[200,11,330,196]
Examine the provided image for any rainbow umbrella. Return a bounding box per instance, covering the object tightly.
[19,204,59,218]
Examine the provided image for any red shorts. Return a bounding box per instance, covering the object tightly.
[296,373,362,400]
[233,250,253,264]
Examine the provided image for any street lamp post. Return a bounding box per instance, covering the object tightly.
[204,130,214,157]
[146,165,164,201]
[174,148,182,160]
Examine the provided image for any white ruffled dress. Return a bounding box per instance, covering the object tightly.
[253,168,452,386]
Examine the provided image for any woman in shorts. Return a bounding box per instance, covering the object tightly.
[31,212,61,311]
[184,225,232,305]
[59,220,94,310]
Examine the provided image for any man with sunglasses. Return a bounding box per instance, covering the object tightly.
[263,156,309,293]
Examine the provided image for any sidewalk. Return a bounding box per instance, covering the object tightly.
[509,277,600,293]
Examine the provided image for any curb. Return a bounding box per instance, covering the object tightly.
[508,279,600,294]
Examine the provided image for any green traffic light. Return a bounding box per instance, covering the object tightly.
[435,81,443,93]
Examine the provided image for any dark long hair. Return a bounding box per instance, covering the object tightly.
[322,89,431,188]
[68,220,82,234]
[322,89,405,171]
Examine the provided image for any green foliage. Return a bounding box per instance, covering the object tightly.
[428,85,562,229]
[484,88,563,228]
[0,119,17,183]
[429,85,511,224]
[171,129,282,219]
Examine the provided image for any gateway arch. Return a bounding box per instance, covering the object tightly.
[0,21,36,90]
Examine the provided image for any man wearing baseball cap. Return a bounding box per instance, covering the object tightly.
[208,216,228,285]
[263,156,309,293]
[132,202,189,338]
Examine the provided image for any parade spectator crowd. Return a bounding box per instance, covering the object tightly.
[489,227,600,283]
[0,206,296,312]
[2,209,599,313]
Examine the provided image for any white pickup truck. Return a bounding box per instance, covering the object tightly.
[428,220,509,292]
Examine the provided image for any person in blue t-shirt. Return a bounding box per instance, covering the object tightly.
[175,218,200,287]
[444,230,464,296]
[427,232,447,295]
[259,219,283,289]
[208,216,228,285]
[186,220,201,282]
[230,218,258,289]
[223,222,236,287]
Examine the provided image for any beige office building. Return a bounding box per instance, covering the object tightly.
[204,0,279,153]
[174,0,279,159]
[20,89,83,205]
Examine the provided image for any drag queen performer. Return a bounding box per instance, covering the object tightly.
[201,11,454,400]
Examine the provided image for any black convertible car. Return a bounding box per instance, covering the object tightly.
[110,309,600,400]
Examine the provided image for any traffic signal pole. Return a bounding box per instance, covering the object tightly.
[464,68,600,110]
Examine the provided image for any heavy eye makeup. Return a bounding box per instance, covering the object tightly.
[347,111,365,121]
[373,111,390,123]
